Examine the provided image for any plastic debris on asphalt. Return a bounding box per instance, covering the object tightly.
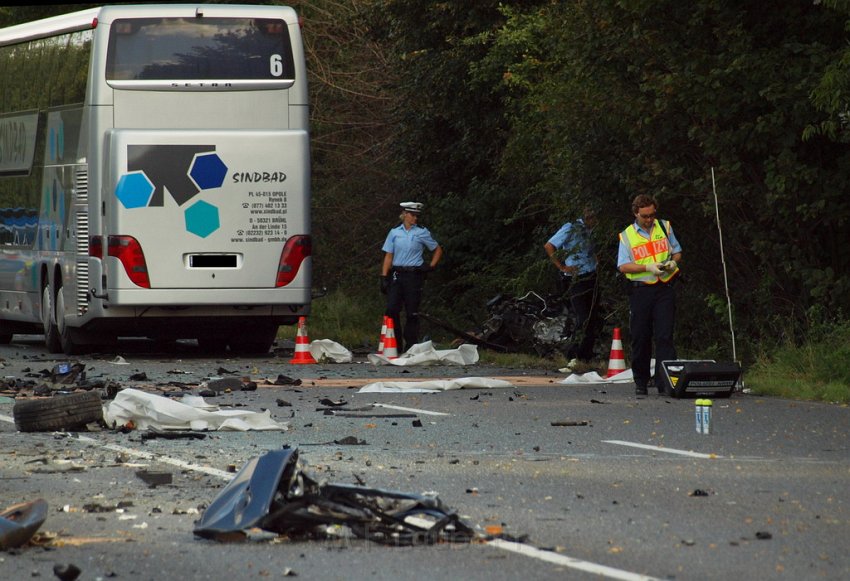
[103,388,287,431]
[308,339,353,363]
[367,341,479,366]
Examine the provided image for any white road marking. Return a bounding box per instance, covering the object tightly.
[488,539,664,581]
[604,439,720,459]
[372,403,449,416]
[75,434,234,479]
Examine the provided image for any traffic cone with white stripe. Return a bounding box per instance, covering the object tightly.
[382,317,399,360]
[289,316,317,364]
[375,316,388,355]
[606,327,627,378]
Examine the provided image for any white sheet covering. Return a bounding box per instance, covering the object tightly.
[358,376,514,393]
[559,369,634,384]
[367,341,479,366]
[103,388,287,431]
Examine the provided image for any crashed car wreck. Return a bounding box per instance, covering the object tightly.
[194,446,476,545]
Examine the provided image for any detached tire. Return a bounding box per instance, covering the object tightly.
[13,391,104,432]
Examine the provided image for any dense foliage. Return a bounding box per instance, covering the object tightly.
[354,0,850,361]
[6,2,850,363]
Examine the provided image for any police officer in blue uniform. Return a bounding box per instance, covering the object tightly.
[380,202,443,353]
[544,206,600,365]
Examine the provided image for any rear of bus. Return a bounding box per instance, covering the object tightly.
[84,5,311,352]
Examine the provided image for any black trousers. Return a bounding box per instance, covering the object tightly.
[386,270,425,353]
[561,273,600,361]
[628,281,677,389]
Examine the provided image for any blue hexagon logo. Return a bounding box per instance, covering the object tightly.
[190,153,228,190]
[116,172,155,209]
[185,200,220,238]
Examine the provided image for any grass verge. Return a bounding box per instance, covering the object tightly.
[745,323,850,404]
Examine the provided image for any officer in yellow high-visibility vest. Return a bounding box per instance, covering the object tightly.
[617,194,682,396]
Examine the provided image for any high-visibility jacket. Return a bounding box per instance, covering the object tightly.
[620,220,679,284]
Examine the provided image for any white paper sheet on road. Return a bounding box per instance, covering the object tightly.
[358,376,514,393]
[103,388,287,431]
[559,369,634,384]
[367,341,479,366]
[309,339,353,363]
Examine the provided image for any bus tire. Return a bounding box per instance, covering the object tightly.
[56,290,89,355]
[13,391,104,432]
[228,325,278,355]
[42,285,62,353]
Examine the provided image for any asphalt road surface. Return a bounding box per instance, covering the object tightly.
[0,336,848,580]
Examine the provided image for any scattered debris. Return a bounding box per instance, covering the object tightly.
[206,377,244,392]
[755,531,772,540]
[51,362,86,384]
[334,436,367,446]
[193,447,475,545]
[136,470,173,488]
[53,563,82,581]
[0,498,49,549]
[550,420,590,427]
[140,428,207,441]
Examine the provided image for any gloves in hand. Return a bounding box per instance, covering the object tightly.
[380,275,389,295]
[661,259,677,272]
[646,262,664,276]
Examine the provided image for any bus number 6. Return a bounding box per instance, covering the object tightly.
[270,54,284,77]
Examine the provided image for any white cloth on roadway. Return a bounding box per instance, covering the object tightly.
[367,341,479,366]
[309,339,353,363]
[359,376,513,393]
[560,369,634,384]
[103,388,287,431]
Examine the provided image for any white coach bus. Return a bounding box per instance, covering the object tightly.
[0,5,312,354]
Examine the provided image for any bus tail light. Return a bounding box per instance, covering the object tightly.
[108,235,150,288]
[276,235,311,287]
[89,235,103,257]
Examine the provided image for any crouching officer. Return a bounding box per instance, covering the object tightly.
[617,194,682,396]
[380,202,443,353]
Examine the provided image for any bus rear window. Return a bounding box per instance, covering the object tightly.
[106,17,294,83]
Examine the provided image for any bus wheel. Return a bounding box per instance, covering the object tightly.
[42,285,62,353]
[228,325,278,355]
[56,290,88,355]
[13,391,103,432]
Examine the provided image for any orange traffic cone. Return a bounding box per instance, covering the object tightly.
[382,317,399,359]
[606,327,627,378]
[376,316,388,355]
[289,316,317,364]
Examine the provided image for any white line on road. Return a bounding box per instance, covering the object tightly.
[604,440,720,458]
[74,434,235,479]
[487,539,663,581]
[372,403,449,416]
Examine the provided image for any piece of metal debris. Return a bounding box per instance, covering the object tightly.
[0,499,49,549]
[136,470,173,488]
[193,447,475,545]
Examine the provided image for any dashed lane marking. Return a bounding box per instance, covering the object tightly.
[604,439,721,459]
